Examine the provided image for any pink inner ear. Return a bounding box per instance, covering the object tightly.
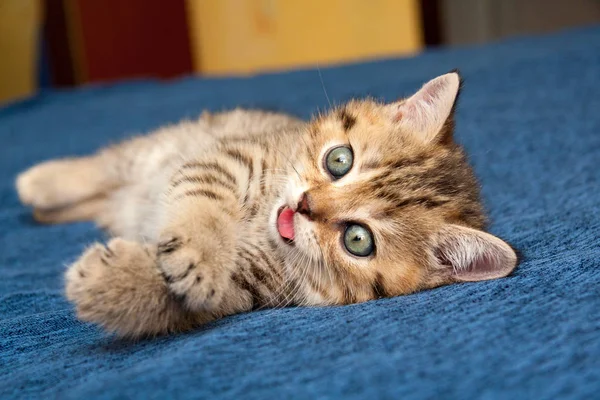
[392,73,461,143]
[436,225,518,283]
[407,78,446,113]
[422,80,444,102]
[457,253,507,282]
[394,101,419,123]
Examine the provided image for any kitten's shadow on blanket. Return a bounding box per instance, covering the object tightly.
[17,211,40,225]
[17,210,99,233]
[81,313,258,354]
[81,327,210,355]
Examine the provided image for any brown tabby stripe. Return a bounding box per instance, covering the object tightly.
[390,156,427,170]
[250,264,271,289]
[231,271,263,309]
[460,207,484,225]
[379,162,420,177]
[427,173,462,197]
[361,161,380,171]
[171,173,237,192]
[369,159,427,180]
[238,248,268,286]
[259,158,268,195]
[241,241,282,280]
[371,272,388,299]
[223,148,255,183]
[245,204,260,220]
[180,161,237,185]
[236,247,277,291]
[177,189,225,201]
[339,109,356,131]
[267,238,280,254]
[236,248,256,267]
[219,136,261,144]
[394,197,450,209]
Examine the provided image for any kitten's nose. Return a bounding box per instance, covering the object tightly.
[296,192,313,219]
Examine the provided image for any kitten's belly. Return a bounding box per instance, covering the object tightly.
[111,131,221,241]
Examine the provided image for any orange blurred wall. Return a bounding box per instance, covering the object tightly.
[186,0,423,75]
[0,0,43,104]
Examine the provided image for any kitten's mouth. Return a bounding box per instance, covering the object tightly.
[277,206,295,244]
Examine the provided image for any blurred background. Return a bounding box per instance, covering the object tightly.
[2,0,600,105]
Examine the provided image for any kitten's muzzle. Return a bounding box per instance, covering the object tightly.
[296,192,313,220]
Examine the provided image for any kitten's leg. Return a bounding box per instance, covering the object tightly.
[154,156,262,316]
[65,237,207,337]
[31,194,107,223]
[16,155,117,212]
[67,152,275,335]
[16,129,188,225]
[157,194,246,314]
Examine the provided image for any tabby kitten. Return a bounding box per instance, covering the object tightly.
[16,72,517,338]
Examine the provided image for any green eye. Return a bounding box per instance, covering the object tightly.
[325,146,353,178]
[343,224,374,257]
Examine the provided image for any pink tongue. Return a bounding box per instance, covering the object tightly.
[277,207,295,240]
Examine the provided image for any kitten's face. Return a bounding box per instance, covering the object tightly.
[270,73,517,305]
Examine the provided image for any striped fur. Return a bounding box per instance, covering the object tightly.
[16,72,517,338]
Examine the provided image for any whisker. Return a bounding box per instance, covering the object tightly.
[281,250,308,307]
[272,147,302,180]
[293,251,313,307]
[267,248,303,309]
[283,255,306,308]
[317,65,332,109]
[280,248,311,308]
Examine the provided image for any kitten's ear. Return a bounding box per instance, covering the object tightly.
[390,71,461,144]
[433,224,517,282]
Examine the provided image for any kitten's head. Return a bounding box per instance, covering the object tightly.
[271,72,517,305]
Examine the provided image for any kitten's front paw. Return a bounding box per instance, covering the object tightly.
[65,238,187,337]
[157,235,225,311]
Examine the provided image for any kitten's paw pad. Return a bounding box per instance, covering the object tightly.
[157,236,222,311]
[65,242,107,300]
[65,239,157,319]
[67,238,150,280]
[64,239,190,337]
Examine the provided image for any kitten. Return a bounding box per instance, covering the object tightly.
[16,72,518,338]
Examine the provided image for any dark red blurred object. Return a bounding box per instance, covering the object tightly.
[44,0,193,86]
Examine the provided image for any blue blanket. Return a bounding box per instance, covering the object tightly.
[1,27,599,399]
